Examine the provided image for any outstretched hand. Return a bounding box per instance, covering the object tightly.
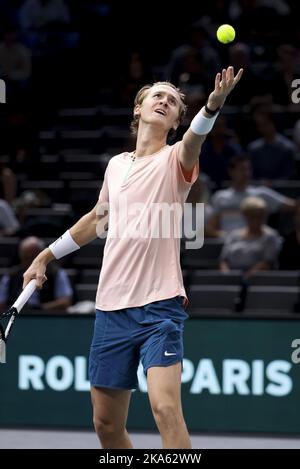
[207,66,243,110]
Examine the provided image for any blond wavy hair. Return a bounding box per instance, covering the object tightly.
[130,81,187,136]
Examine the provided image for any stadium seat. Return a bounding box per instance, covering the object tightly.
[244,286,299,312]
[189,269,242,285]
[188,285,240,311]
[249,271,299,287]
[181,239,224,269]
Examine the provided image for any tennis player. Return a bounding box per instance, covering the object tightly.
[23,66,242,449]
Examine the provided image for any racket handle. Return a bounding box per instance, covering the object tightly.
[12,279,37,312]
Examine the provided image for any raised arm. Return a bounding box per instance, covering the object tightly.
[23,201,108,289]
[178,66,243,171]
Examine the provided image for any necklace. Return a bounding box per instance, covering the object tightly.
[132,145,167,159]
[123,152,136,184]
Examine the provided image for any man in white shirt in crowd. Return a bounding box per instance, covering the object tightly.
[207,154,295,238]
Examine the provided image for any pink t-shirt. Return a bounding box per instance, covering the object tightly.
[95,141,199,311]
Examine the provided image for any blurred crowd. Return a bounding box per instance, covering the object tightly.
[1,0,300,311]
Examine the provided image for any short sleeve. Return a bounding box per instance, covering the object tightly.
[0,274,9,304]
[257,187,285,213]
[220,231,235,262]
[263,232,281,265]
[54,269,73,299]
[211,191,222,214]
[98,164,110,206]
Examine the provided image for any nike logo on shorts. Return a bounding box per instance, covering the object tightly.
[164,351,176,356]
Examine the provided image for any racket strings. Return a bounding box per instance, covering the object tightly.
[0,308,16,319]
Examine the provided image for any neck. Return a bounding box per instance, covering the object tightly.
[248,227,263,236]
[232,182,248,191]
[135,125,167,157]
[264,133,276,144]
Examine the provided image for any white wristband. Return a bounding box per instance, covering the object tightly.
[190,107,219,135]
[49,230,80,259]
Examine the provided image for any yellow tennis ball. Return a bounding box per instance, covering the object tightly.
[216,24,236,44]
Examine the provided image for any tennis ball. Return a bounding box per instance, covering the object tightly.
[216,24,236,44]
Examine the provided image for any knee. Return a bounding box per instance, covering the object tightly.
[152,402,181,427]
[93,414,124,440]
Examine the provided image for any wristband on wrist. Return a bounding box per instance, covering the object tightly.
[190,106,219,135]
[205,103,221,115]
[49,230,80,259]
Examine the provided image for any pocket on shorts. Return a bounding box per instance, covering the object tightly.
[174,295,186,308]
[90,310,109,348]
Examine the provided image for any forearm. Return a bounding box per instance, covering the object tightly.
[41,297,72,311]
[3,172,17,203]
[34,209,98,267]
[244,261,270,276]
[23,203,107,288]
[220,260,230,272]
[280,198,296,212]
[69,208,98,247]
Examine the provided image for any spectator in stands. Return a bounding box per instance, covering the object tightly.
[207,155,295,237]
[0,31,31,102]
[279,201,300,269]
[270,44,300,105]
[165,22,219,86]
[247,111,296,181]
[293,118,300,159]
[114,51,153,107]
[0,161,17,204]
[20,0,70,31]
[227,42,265,106]
[0,30,32,91]
[19,0,77,56]
[220,196,281,276]
[199,115,243,188]
[0,236,73,311]
[182,173,214,240]
[0,199,19,236]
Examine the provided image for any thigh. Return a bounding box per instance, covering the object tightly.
[147,363,183,410]
[89,310,140,390]
[139,313,185,375]
[91,386,132,428]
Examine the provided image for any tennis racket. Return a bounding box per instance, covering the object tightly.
[0,279,36,364]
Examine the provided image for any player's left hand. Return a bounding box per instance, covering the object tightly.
[207,66,243,110]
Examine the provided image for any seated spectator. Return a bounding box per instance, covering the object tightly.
[20,0,70,31]
[165,22,219,85]
[279,201,300,269]
[247,111,296,181]
[19,0,78,56]
[0,30,31,83]
[293,118,300,159]
[0,160,17,203]
[227,42,265,106]
[114,50,153,107]
[207,155,295,238]
[269,44,300,105]
[182,173,214,240]
[220,196,281,276]
[0,236,73,311]
[199,115,243,188]
[0,198,19,235]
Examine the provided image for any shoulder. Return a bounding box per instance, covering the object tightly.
[262,225,280,240]
[248,138,264,151]
[212,188,233,203]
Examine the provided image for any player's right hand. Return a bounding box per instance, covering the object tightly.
[23,260,48,289]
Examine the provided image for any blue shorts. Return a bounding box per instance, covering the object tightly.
[89,295,189,390]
